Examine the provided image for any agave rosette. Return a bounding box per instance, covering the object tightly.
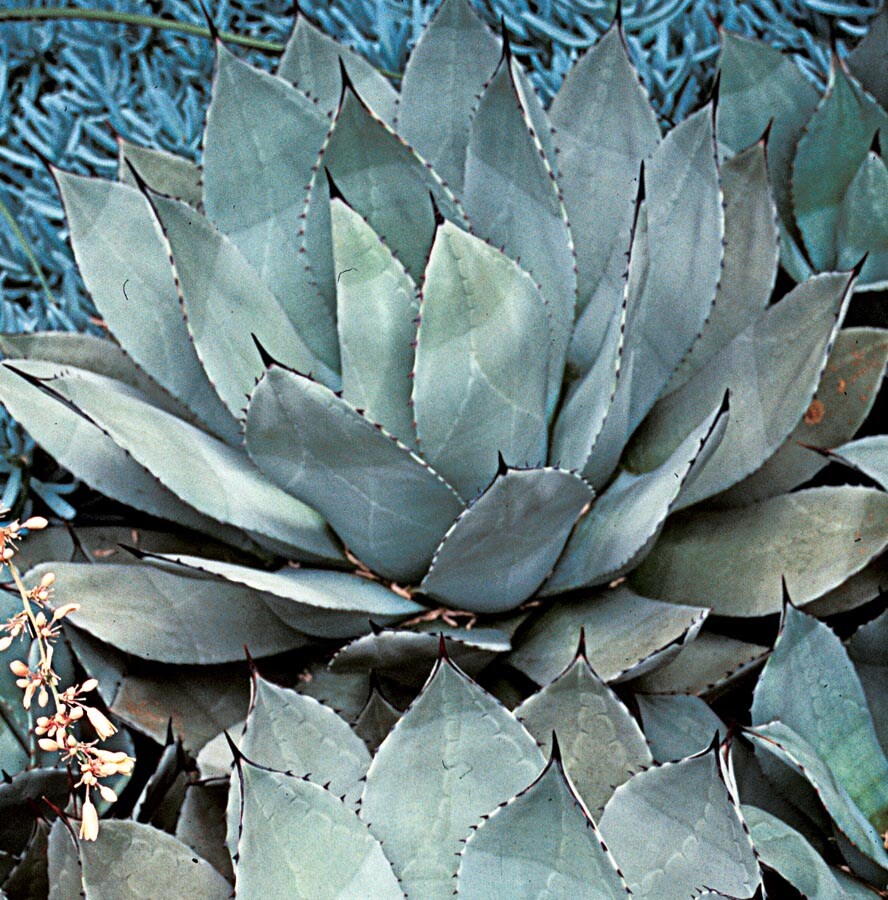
[43,604,888,896]
[0,0,886,747]
[718,9,888,292]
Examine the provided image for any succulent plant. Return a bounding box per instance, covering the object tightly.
[0,2,886,885]
[40,604,888,897]
[1,1,883,520]
[718,12,888,292]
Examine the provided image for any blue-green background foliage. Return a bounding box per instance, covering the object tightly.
[0,0,882,516]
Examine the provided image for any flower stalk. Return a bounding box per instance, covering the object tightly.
[0,513,133,841]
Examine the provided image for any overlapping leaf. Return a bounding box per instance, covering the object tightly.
[360,657,543,899]
[631,487,888,616]
[420,466,592,612]
[246,365,463,582]
[456,752,631,898]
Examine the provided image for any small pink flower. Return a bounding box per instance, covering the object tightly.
[80,793,99,842]
[84,706,117,740]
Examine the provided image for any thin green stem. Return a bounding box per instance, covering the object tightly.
[0,6,285,53]
[0,7,404,78]
[0,191,58,310]
[8,560,63,713]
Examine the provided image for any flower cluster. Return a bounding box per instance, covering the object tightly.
[0,513,133,841]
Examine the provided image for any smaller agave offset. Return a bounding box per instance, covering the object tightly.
[718,9,888,292]
[40,603,888,898]
[0,0,886,864]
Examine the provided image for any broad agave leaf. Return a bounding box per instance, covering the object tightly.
[0,5,885,870]
[47,820,230,900]
[748,601,888,881]
[2,0,879,628]
[214,653,763,897]
[718,30,888,290]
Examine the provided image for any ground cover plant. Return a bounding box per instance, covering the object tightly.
[0,0,885,896]
[0,0,884,517]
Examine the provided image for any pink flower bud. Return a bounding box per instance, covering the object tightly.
[9,660,28,677]
[0,636,12,652]
[84,706,117,740]
[38,738,59,752]
[22,517,48,531]
[79,794,99,842]
[81,678,99,693]
[98,784,118,804]
[52,604,80,622]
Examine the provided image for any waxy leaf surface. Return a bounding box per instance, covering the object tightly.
[247,366,464,582]
[361,660,543,899]
[420,467,592,613]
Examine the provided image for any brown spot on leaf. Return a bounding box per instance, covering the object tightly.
[837,377,847,394]
[804,399,825,425]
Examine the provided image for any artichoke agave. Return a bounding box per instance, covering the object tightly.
[718,12,888,293]
[0,0,886,746]
[40,603,888,898]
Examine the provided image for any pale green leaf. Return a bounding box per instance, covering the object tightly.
[149,192,339,414]
[202,46,339,369]
[742,805,852,900]
[0,362,245,546]
[107,659,250,751]
[752,604,888,829]
[636,694,726,762]
[714,327,888,506]
[549,198,644,472]
[631,486,888,616]
[234,763,401,899]
[241,676,370,806]
[599,748,761,899]
[717,31,819,241]
[837,148,888,290]
[29,562,308,664]
[330,629,510,692]
[463,57,576,415]
[630,633,768,697]
[508,586,707,686]
[549,25,659,336]
[848,6,888,108]
[456,756,632,899]
[413,222,550,499]
[331,198,418,447]
[352,682,401,753]
[118,139,201,206]
[0,332,208,428]
[667,138,779,391]
[849,610,888,752]
[52,170,237,441]
[546,395,727,594]
[175,782,233,883]
[79,821,229,900]
[807,553,888,617]
[396,0,500,194]
[515,657,652,814]
[9,362,342,562]
[792,61,887,270]
[420,467,592,612]
[277,13,398,122]
[583,106,723,485]
[246,365,463,583]
[47,821,82,900]
[625,270,853,509]
[830,435,888,490]
[325,90,463,280]
[143,553,422,639]
[361,659,544,899]
[746,721,888,875]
